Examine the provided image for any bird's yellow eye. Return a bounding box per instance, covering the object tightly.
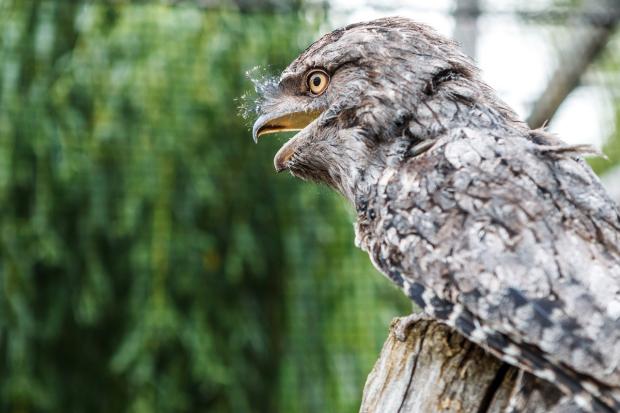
[307,70,329,95]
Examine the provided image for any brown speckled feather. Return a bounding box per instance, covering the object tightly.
[355,128,620,403]
[252,17,620,412]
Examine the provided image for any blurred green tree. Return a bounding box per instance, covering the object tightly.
[0,2,408,413]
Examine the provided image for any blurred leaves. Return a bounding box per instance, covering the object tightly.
[589,32,620,175]
[0,2,407,413]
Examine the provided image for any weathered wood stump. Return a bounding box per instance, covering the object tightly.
[359,315,575,413]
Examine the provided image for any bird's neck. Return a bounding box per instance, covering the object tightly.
[351,95,528,213]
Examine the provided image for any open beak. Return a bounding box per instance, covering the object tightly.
[252,110,321,143]
[252,109,323,172]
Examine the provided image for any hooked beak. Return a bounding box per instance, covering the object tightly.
[252,110,322,171]
[252,110,321,143]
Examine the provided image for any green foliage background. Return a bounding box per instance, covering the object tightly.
[2,2,619,413]
[0,1,409,412]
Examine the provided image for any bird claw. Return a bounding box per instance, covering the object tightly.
[393,312,433,342]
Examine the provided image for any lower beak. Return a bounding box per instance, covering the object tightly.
[252,110,321,143]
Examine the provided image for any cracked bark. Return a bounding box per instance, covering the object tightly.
[359,317,564,413]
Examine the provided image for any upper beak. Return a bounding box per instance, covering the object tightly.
[252,110,321,143]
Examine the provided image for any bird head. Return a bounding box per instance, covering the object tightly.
[252,17,520,202]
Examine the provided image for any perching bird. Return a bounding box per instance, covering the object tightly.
[251,17,620,412]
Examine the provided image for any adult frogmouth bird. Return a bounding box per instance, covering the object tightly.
[252,17,620,412]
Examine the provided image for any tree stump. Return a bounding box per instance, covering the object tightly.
[359,315,575,413]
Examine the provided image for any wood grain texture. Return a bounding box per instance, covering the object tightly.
[360,316,569,413]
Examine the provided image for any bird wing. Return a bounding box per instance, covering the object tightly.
[363,127,620,388]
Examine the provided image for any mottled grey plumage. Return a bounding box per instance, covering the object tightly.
[252,17,620,411]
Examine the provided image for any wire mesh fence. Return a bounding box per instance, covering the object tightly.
[0,1,619,412]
